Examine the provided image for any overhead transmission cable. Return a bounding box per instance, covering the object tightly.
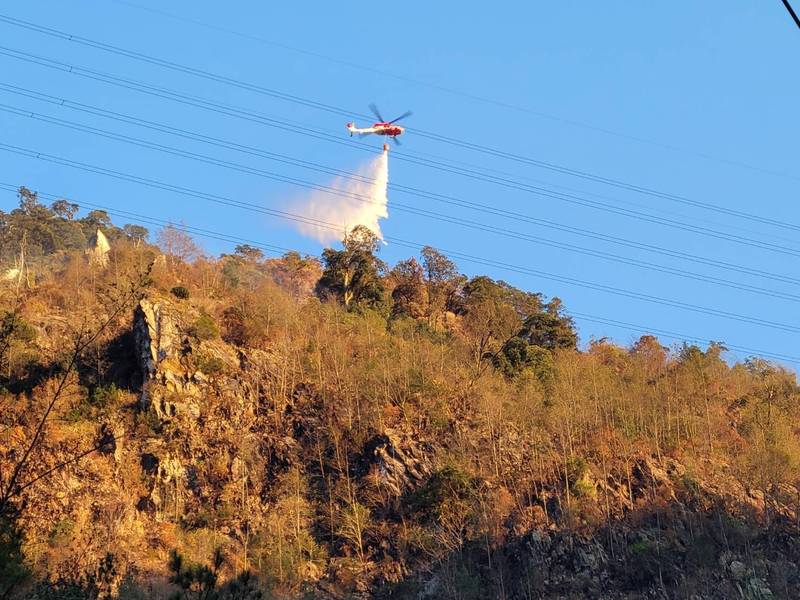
[3,142,800,336]
[0,183,292,257]
[0,13,798,234]
[2,80,798,283]
[0,47,793,250]
[1,181,799,366]
[782,0,800,29]
[105,0,799,182]
[2,46,800,252]
[5,102,800,304]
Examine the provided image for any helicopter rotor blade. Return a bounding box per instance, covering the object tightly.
[392,135,401,146]
[389,110,413,124]
[368,103,385,122]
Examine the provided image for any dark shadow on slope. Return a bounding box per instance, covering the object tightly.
[370,478,800,599]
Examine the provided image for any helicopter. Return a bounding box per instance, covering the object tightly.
[346,103,412,144]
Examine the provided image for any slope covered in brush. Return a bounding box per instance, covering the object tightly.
[1,190,800,599]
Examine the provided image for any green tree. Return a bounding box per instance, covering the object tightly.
[17,187,40,214]
[316,225,385,309]
[390,257,426,318]
[82,210,113,231]
[460,276,523,372]
[50,199,79,220]
[122,224,150,246]
[518,297,577,351]
[0,311,37,379]
[495,337,555,385]
[0,515,27,598]
[2,187,57,257]
[234,245,264,262]
[420,246,460,319]
[168,548,222,600]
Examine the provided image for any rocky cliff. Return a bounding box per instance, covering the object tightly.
[4,287,800,600]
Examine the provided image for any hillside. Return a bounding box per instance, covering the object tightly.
[2,190,800,599]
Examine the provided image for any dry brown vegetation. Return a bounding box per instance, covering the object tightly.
[2,194,800,599]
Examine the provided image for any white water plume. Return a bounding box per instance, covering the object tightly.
[289,151,389,244]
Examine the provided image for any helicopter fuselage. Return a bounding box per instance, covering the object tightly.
[346,122,404,138]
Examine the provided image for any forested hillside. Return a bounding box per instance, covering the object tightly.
[2,189,800,599]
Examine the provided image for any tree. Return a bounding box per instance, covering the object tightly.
[168,548,222,600]
[390,257,426,318]
[738,360,800,525]
[17,187,40,214]
[518,297,577,351]
[82,210,113,231]
[4,187,56,257]
[0,515,27,598]
[168,548,263,600]
[338,502,371,567]
[460,276,523,373]
[420,246,461,320]
[50,199,79,220]
[0,311,36,380]
[494,336,555,385]
[677,341,728,450]
[157,224,201,267]
[122,224,149,246]
[316,225,385,309]
[234,245,264,262]
[265,251,321,298]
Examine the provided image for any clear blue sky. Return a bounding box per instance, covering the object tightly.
[2,1,799,365]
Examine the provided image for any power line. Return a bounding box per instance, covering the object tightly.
[4,45,800,254]
[782,0,800,29]
[0,184,292,257]
[4,80,796,282]
[6,101,800,305]
[0,183,282,254]
[3,144,800,336]
[2,181,799,366]
[6,83,800,272]
[2,46,792,256]
[566,311,800,365]
[1,13,798,234]
[103,0,800,183]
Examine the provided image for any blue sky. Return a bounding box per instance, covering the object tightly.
[1,1,799,365]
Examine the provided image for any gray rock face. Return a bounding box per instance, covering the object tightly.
[364,429,434,496]
[132,295,262,522]
[134,298,180,381]
[86,228,110,267]
[134,298,185,417]
[133,297,223,420]
[729,560,747,580]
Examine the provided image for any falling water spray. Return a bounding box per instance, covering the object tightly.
[290,144,390,244]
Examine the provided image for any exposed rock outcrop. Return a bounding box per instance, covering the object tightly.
[86,229,110,267]
[133,297,238,420]
[362,429,434,496]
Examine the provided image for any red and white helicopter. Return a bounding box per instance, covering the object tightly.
[346,103,413,144]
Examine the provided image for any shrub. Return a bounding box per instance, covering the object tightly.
[195,353,226,377]
[0,311,36,344]
[0,516,28,593]
[65,384,121,422]
[189,314,219,342]
[170,285,190,299]
[566,456,596,499]
[48,519,75,547]
[405,465,479,522]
